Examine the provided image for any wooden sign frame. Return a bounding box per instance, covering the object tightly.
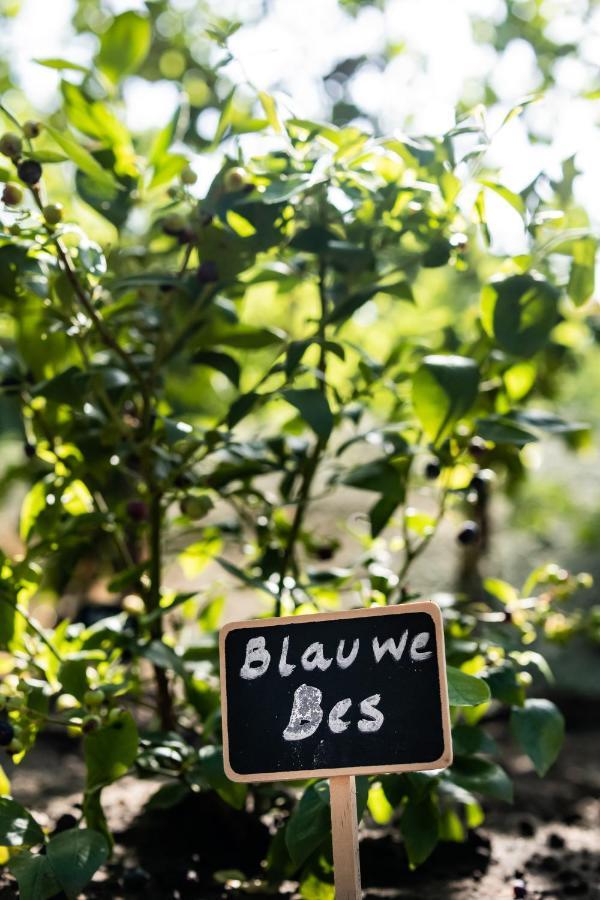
[219,600,452,783]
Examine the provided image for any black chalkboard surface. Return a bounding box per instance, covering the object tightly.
[220,601,452,782]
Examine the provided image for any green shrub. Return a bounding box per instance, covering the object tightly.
[0,14,596,897]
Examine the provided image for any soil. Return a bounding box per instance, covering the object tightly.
[0,693,598,900]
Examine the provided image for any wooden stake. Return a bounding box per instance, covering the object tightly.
[330,775,361,899]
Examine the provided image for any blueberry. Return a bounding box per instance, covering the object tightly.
[126,499,149,522]
[0,720,14,747]
[468,436,487,459]
[457,521,480,545]
[425,460,441,480]
[17,159,42,186]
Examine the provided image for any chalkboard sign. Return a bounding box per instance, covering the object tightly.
[220,601,452,782]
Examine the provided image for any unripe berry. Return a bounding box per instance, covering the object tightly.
[107,707,125,725]
[180,495,213,519]
[43,203,63,225]
[7,737,24,755]
[181,165,197,186]
[224,166,247,192]
[0,132,22,160]
[122,594,145,616]
[196,260,218,284]
[23,121,42,140]
[83,689,104,709]
[457,521,480,546]
[56,693,79,712]
[82,714,101,734]
[162,214,187,236]
[2,183,23,206]
[17,159,42,186]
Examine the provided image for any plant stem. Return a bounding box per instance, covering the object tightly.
[0,595,63,662]
[147,492,175,730]
[274,257,329,616]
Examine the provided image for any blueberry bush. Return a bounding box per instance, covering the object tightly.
[0,6,597,898]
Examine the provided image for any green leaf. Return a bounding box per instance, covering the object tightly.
[0,798,44,847]
[447,666,491,707]
[192,350,240,387]
[215,326,286,349]
[412,355,479,445]
[196,745,247,809]
[510,699,565,776]
[97,11,151,83]
[9,853,61,900]
[261,175,310,204]
[84,711,138,791]
[34,57,89,73]
[45,126,120,192]
[475,416,538,447]
[20,480,46,541]
[480,274,560,357]
[258,91,283,133]
[282,388,333,440]
[0,589,16,649]
[449,757,513,802]
[298,874,334,900]
[145,781,189,811]
[142,640,186,678]
[479,180,525,215]
[327,280,413,325]
[400,794,439,868]
[451,724,497,756]
[46,829,109,899]
[568,236,596,306]
[285,780,331,868]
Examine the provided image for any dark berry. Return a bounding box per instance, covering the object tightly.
[425,460,441,480]
[0,132,22,160]
[197,260,218,283]
[315,544,335,561]
[0,720,15,747]
[17,159,42,186]
[457,521,480,545]
[24,441,36,459]
[126,499,149,522]
[518,818,535,837]
[2,183,23,206]
[468,436,487,459]
[177,227,196,245]
[547,832,566,850]
[53,813,78,833]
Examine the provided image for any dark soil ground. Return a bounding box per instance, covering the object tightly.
[0,693,598,900]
